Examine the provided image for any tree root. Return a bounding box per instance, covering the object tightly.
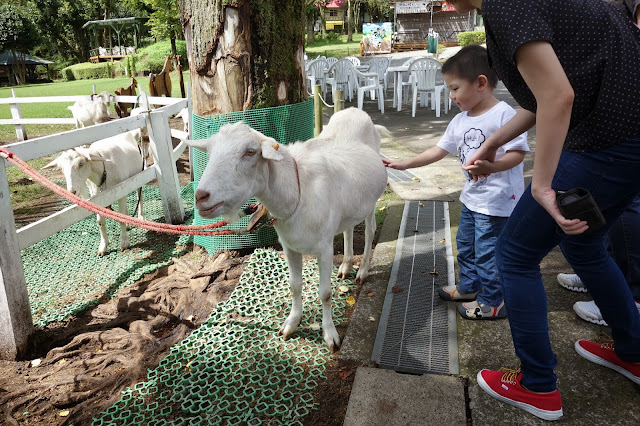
[0,248,247,425]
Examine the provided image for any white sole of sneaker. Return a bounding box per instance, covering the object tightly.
[477,372,563,421]
[557,278,588,293]
[573,306,608,326]
[574,341,640,385]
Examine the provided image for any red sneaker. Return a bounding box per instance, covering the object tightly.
[575,340,640,384]
[477,368,563,421]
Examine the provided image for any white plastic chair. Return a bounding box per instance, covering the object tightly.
[365,57,391,95]
[401,58,446,117]
[326,59,354,102]
[325,57,338,67]
[345,56,361,66]
[352,66,384,113]
[306,58,329,97]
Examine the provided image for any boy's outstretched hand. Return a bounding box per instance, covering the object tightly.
[382,158,408,170]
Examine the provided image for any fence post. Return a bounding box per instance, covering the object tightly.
[147,109,185,224]
[9,89,27,141]
[0,158,34,360]
[334,89,344,114]
[314,84,322,137]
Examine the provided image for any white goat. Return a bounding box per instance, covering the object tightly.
[43,132,145,256]
[67,91,112,128]
[187,107,388,351]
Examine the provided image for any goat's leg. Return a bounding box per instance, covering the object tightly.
[117,196,131,251]
[355,210,377,283]
[337,228,354,279]
[97,213,109,256]
[136,188,144,220]
[318,247,340,352]
[279,246,303,340]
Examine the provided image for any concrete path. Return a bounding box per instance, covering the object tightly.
[334,49,640,426]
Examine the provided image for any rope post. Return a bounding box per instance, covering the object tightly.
[9,89,27,141]
[314,84,322,137]
[334,89,344,114]
[0,157,33,360]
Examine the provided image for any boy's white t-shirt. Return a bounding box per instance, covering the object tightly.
[437,101,530,217]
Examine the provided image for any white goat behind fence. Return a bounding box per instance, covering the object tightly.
[187,107,388,351]
[67,91,112,128]
[43,132,145,256]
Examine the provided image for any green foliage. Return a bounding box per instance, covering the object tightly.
[305,33,362,59]
[60,62,113,81]
[0,3,40,52]
[457,31,486,47]
[133,40,187,73]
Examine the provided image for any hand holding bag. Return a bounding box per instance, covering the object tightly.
[556,187,606,233]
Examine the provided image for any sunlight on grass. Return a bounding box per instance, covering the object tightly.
[305,33,363,59]
[0,71,190,143]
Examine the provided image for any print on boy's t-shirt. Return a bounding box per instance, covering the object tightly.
[458,127,486,182]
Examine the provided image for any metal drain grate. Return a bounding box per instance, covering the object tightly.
[372,200,458,375]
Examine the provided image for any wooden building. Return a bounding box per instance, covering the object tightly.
[82,17,147,63]
[392,1,479,48]
[0,51,54,85]
[323,0,347,32]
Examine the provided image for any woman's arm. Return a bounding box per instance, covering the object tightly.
[515,40,588,234]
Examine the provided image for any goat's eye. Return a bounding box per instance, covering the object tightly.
[78,161,85,167]
[244,148,257,157]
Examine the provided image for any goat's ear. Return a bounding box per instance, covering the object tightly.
[184,138,209,152]
[42,158,59,170]
[261,138,283,161]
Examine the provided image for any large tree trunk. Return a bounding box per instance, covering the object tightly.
[179,0,307,116]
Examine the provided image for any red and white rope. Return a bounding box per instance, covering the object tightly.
[0,147,235,237]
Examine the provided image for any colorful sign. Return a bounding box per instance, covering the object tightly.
[395,1,432,14]
[441,1,457,12]
[362,22,392,54]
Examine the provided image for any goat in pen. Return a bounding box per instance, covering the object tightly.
[187,107,389,351]
[43,132,145,256]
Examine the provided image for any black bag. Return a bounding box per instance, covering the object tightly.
[556,187,606,233]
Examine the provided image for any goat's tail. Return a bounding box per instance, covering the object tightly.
[375,125,394,142]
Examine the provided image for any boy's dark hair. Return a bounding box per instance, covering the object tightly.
[442,44,498,88]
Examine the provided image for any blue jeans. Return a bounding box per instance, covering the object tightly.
[496,135,640,392]
[604,195,640,300]
[457,204,507,307]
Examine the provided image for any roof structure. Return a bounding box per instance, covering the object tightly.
[82,17,147,30]
[0,51,54,66]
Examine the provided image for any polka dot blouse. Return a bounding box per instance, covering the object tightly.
[483,0,640,152]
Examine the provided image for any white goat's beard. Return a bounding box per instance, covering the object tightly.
[222,210,243,224]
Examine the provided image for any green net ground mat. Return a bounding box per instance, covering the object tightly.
[21,184,194,326]
[190,100,314,253]
[93,248,355,425]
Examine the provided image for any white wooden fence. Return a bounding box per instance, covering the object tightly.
[0,86,181,141]
[0,93,193,360]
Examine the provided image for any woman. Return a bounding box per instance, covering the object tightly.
[450,0,640,420]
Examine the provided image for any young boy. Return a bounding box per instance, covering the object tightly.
[383,45,529,320]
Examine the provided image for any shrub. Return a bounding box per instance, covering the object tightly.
[133,40,187,74]
[457,31,486,47]
[61,62,113,81]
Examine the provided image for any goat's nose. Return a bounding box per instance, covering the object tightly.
[71,190,77,195]
[195,189,210,204]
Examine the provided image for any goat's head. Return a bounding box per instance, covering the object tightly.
[96,91,111,106]
[186,122,283,222]
[43,148,106,195]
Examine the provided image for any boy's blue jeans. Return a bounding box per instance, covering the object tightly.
[496,136,640,393]
[456,205,507,307]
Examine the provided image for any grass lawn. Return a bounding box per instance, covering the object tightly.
[0,71,190,143]
[305,33,363,59]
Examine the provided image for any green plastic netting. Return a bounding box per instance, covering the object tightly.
[21,184,194,326]
[190,100,314,253]
[94,248,355,425]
